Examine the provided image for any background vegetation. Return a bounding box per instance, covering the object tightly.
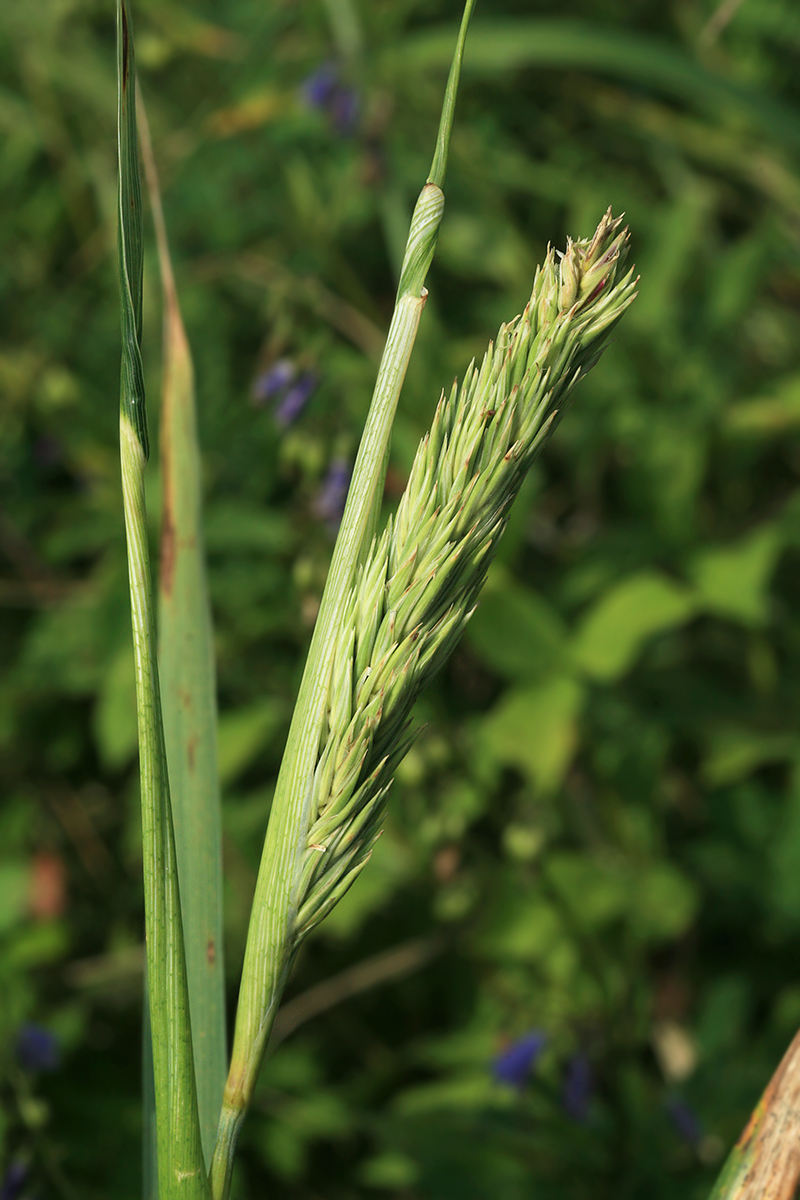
[3,0,800,1196]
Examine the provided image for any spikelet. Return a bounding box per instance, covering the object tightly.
[292,210,637,939]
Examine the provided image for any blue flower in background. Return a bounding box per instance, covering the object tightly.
[493,1031,546,1089]
[253,359,296,403]
[666,1096,702,1144]
[302,63,339,110]
[253,361,317,427]
[275,371,318,427]
[314,457,351,531]
[562,1051,593,1121]
[16,1024,59,1073]
[0,1162,28,1200]
[301,62,359,136]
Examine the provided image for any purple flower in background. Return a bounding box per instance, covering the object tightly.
[302,63,339,110]
[666,1096,702,1145]
[562,1051,593,1121]
[493,1031,546,1089]
[0,1162,28,1200]
[314,456,351,531]
[253,361,317,427]
[275,371,318,427]
[301,62,360,136]
[253,359,296,404]
[16,1024,59,1073]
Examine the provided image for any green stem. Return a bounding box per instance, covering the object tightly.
[209,4,476,1196]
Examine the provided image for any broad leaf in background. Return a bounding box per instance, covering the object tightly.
[689,524,781,627]
[569,570,696,682]
[217,699,286,788]
[467,566,568,681]
[479,675,584,795]
[702,727,798,789]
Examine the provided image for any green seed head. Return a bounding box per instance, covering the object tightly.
[293,211,637,940]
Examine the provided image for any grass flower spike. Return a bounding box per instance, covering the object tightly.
[294,211,637,938]
[214,205,636,1199]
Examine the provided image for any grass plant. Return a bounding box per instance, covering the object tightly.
[115,0,639,1191]
[114,0,800,1194]
[4,0,800,1196]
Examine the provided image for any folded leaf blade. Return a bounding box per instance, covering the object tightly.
[137,95,227,1168]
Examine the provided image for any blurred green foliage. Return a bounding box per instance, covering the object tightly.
[3,0,800,1196]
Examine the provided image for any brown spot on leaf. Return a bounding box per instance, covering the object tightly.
[187,736,197,773]
[121,4,130,91]
[207,938,216,966]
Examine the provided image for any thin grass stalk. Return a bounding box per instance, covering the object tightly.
[210,5,476,1195]
[138,94,227,1167]
[116,3,208,1195]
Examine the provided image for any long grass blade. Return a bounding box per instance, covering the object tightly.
[138,93,227,1168]
[708,1026,800,1200]
[116,3,209,1196]
[209,4,477,1197]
